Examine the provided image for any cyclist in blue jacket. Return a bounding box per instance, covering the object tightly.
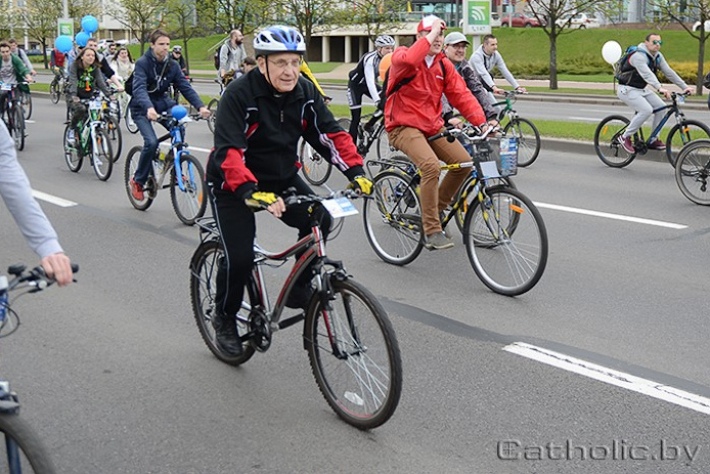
[129,29,210,201]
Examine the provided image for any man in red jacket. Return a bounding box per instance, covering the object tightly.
[385,15,487,250]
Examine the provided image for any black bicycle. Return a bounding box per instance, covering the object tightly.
[594,91,710,168]
[0,82,26,151]
[0,262,79,474]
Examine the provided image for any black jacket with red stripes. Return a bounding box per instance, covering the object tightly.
[207,67,365,199]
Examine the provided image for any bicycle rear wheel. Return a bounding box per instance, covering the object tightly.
[299,139,332,186]
[124,146,154,210]
[49,81,60,104]
[503,117,540,167]
[170,152,206,225]
[464,187,548,296]
[362,169,423,265]
[305,277,402,430]
[594,115,636,168]
[666,119,710,167]
[376,127,393,160]
[207,98,219,134]
[63,124,82,172]
[675,139,710,205]
[91,130,113,181]
[190,240,256,366]
[0,411,57,473]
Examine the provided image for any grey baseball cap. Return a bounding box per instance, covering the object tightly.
[444,32,470,46]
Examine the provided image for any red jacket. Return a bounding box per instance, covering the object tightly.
[384,37,485,136]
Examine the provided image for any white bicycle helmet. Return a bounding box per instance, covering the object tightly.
[253,25,306,57]
[374,35,395,48]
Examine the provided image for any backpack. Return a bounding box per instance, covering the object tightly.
[377,59,446,111]
[614,45,659,84]
[214,43,231,70]
[124,72,134,95]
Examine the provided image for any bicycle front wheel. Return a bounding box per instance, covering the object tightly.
[666,119,710,167]
[91,130,113,181]
[464,187,548,296]
[105,117,123,162]
[207,98,218,134]
[0,412,57,473]
[594,115,635,168]
[124,107,138,134]
[299,139,332,186]
[124,146,154,210]
[504,117,540,167]
[363,169,423,265]
[21,92,31,120]
[12,107,25,151]
[170,152,206,225]
[63,124,82,172]
[453,177,516,234]
[190,240,256,366]
[305,277,402,430]
[675,139,710,205]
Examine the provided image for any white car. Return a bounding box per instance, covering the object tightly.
[693,20,710,31]
[556,12,600,29]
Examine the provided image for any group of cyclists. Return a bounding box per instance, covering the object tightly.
[3,18,697,391]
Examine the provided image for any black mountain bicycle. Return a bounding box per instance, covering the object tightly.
[594,91,710,168]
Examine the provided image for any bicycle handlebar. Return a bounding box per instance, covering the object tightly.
[2,263,79,293]
[427,123,499,143]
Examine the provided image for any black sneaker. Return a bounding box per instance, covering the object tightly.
[285,282,315,310]
[212,313,243,356]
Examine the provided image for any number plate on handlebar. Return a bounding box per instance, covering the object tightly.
[0,84,11,91]
[322,197,358,218]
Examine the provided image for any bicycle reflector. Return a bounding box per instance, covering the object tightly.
[171,105,188,120]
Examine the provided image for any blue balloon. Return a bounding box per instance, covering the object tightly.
[171,105,188,120]
[55,35,73,54]
[81,15,99,34]
[75,31,90,48]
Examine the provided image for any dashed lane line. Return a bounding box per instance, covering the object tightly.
[32,190,77,208]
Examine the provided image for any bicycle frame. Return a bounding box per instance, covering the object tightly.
[640,96,684,144]
[154,117,195,193]
[357,113,385,156]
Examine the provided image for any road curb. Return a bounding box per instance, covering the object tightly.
[542,137,671,164]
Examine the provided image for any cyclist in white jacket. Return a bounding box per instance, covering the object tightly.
[469,34,526,111]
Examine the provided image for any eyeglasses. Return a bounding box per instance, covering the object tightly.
[652,40,663,45]
[268,58,303,69]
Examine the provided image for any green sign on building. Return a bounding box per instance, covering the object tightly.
[462,0,492,35]
[58,18,74,37]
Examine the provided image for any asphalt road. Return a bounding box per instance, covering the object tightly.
[1,96,709,473]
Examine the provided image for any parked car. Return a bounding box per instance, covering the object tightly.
[24,48,43,56]
[693,20,710,31]
[500,12,544,28]
[556,12,600,29]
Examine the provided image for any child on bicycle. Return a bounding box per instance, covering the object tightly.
[206,25,371,356]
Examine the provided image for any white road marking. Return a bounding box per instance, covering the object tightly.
[504,342,710,415]
[32,190,77,208]
[567,116,598,122]
[534,202,688,229]
[190,146,211,154]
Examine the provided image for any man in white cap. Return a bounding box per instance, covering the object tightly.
[384,15,487,250]
[442,31,497,125]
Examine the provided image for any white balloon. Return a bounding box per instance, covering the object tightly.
[601,41,622,65]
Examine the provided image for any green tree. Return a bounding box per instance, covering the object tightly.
[650,0,710,94]
[526,0,607,89]
[106,0,165,54]
[21,0,62,68]
[164,0,203,74]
